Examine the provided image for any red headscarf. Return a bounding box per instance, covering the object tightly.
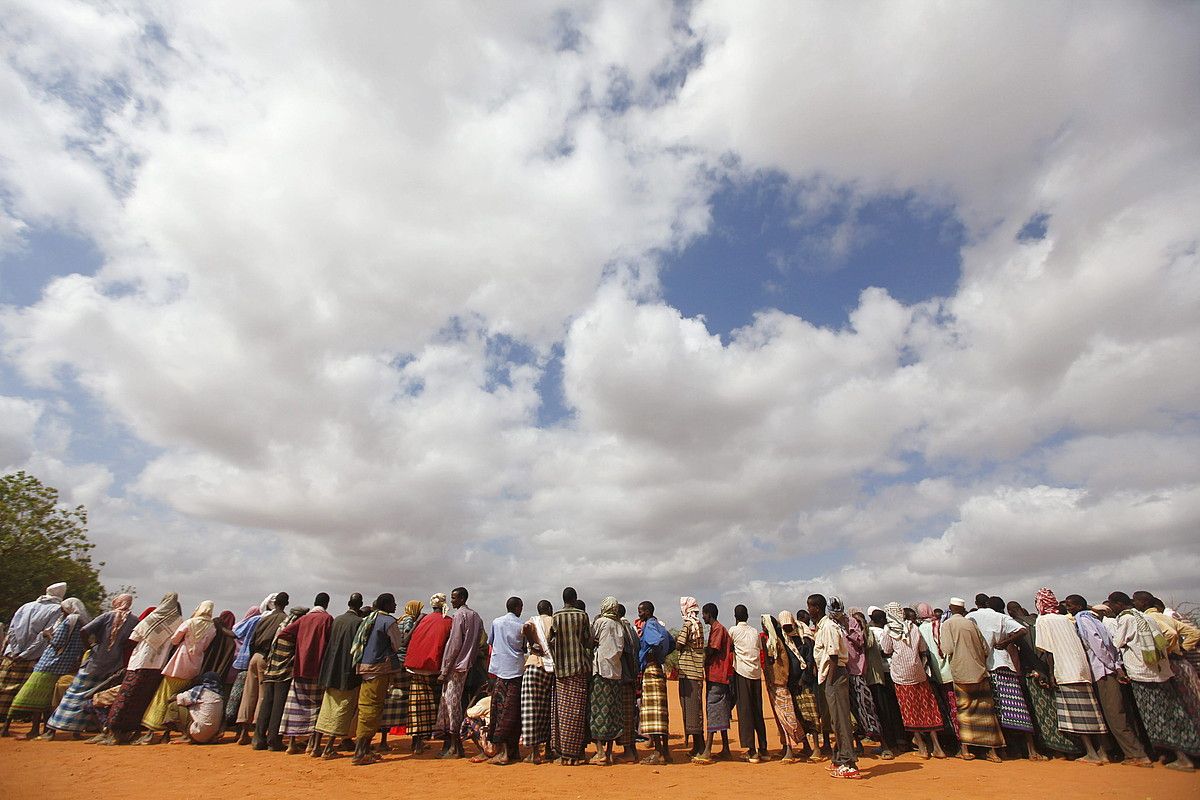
[1035,588,1059,616]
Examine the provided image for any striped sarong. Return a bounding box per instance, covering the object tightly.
[894,681,943,732]
[1055,683,1107,735]
[141,676,189,731]
[407,672,440,737]
[552,673,589,760]
[679,676,704,735]
[381,670,409,729]
[620,682,637,747]
[705,681,732,732]
[279,677,323,736]
[489,675,522,747]
[639,663,668,736]
[435,669,467,737]
[7,671,57,716]
[0,657,36,719]
[108,669,162,733]
[314,686,358,737]
[520,665,552,745]
[849,674,881,739]
[47,671,109,732]
[989,669,1034,732]
[1130,679,1200,754]
[1025,675,1081,754]
[953,680,1004,747]
[589,675,623,742]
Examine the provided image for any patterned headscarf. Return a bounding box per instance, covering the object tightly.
[776,610,806,664]
[133,592,182,651]
[916,601,942,656]
[601,596,620,620]
[403,599,424,620]
[884,601,907,640]
[430,593,447,612]
[1035,588,1059,616]
[829,596,845,614]
[680,596,702,642]
[107,593,134,648]
[760,614,784,659]
[184,600,216,655]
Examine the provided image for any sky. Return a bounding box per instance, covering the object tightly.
[1,1,1198,623]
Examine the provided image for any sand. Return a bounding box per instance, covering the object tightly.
[1,687,1197,800]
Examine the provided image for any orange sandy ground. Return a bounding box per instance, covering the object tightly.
[1,687,1196,800]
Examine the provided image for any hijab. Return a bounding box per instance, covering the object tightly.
[760,613,784,659]
[429,593,447,613]
[39,582,67,602]
[61,598,91,632]
[916,601,942,656]
[184,601,216,655]
[241,605,261,621]
[776,610,806,664]
[259,594,277,614]
[403,600,424,620]
[884,601,907,640]
[217,610,236,629]
[107,593,134,648]
[600,596,620,620]
[680,596,702,644]
[133,592,182,651]
[1034,588,1059,616]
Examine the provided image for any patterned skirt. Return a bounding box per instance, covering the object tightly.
[620,682,637,747]
[590,675,623,742]
[381,670,410,730]
[407,672,440,737]
[552,673,589,759]
[225,670,247,726]
[953,680,1004,747]
[849,674,881,739]
[1055,683,1107,735]
[768,683,804,748]
[314,686,358,737]
[679,676,704,735]
[894,681,944,732]
[1130,680,1200,754]
[1169,655,1200,728]
[937,683,959,737]
[435,670,467,737]
[1025,675,1082,754]
[639,664,668,736]
[489,675,522,745]
[989,669,1034,732]
[705,682,733,732]
[47,671,110,732]
[8,671,58,715]
[142,676,190,731]
[0,657,36,719]
[279,677,323,736]
[795,685,820,735]
[520,665,552,746]
[108,669,163,733]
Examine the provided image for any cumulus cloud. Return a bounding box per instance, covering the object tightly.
[0,1,1197,615]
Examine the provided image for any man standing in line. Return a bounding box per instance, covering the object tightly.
[941,597,1005,763]
[730,603,769,763]
[437,586,483,759]
[312,593,364,759]
[549,587,592,765]
[277,592,333,754]
[487,596,525,765]
[351,593,403,766]
[237,590,289,743]
[966,592,1039,759]
[636,601,675,765]
[520,600,555,763]
[811,593,860,779]
[0,582,66,731]
[694,603,734,764]
[254,604,306,751]
[675,596,706,759]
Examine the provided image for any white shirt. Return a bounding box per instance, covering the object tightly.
[966,608,1024,672]
[1111,612,1173,683]
[814,616,848,685]
[730,621,762,680]
[127,631,174,671]
[1034,613,1093,684]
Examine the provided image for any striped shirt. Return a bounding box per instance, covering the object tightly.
[674,620,706,680]
[549,606,592,678]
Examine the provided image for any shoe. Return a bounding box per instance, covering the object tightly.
[831,765,862,779]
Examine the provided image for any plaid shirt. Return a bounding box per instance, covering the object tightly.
[675,619,706,680]
[550,606,592,678]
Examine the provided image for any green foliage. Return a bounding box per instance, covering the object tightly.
[0,471,106,622]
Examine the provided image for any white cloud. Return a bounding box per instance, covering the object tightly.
[0,2,1197,616]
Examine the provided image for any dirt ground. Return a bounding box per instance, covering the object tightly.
[1,688,1196,800]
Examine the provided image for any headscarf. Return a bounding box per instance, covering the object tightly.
[62,597,92,627]
[430,593,447,612]
[1119,607,1169,667]
[1034,588,1059,616]
[107,593,134,648]
[181,671,223,704]
[884,601,907,640]
[679,596,703,646]
[916,601,942,656]
[217,610,236,629]
[241,605,261,621]
[829,596,845,614]
[39,582,67,602]
[403,600,424,620]
[777,610,806,664]
[184,601,216,655]
[259,594,277,614]
[132,592,182,651]
[760,613,784,659]
[600,596,620,620]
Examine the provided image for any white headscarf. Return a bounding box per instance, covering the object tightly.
[259,593,277,614]
[39,582,67,602]
[61,597,91,626]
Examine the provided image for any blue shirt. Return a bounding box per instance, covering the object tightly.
[487,613,525,679]
[231,614,262,671]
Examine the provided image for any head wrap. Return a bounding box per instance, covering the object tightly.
[680,596,702,642]
[40,582,67,602]
[184,600,216,655]
[601,596,620,620]
[916,601,942,656]
[259,593,277,614]
[242,605,261,621]
[62,597,91,625]
[778,610,797,628]
[133,592,182,651]
[760,614,784,658]
[1035,588,1059,616]
[217,610,236,629]
[884,601,907,640]
[403,599,424,620]
[829,596,845,614]
[867,605,881,617]
[107,593,134,648]
[430,593,447,612]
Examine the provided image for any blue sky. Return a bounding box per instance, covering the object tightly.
[1,2,1197,619]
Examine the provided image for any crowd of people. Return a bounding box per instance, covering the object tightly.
[1,580,1198,780]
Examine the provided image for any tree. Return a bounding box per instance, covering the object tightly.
[0,471,106,622]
